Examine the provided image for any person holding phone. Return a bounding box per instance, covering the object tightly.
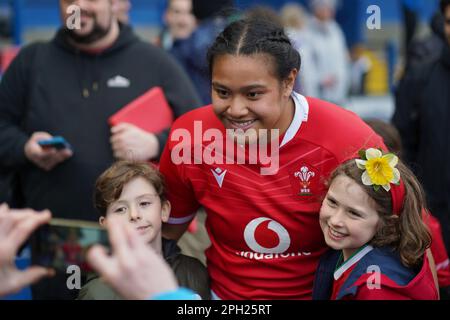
[0,0,201,222]
[0,204,54,297]
[0,203,192,300]
[0,1,201,299]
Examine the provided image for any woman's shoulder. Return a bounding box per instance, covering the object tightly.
[305,96,365,124]
[301,96,385,159]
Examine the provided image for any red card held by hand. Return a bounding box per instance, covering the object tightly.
[108,87,174,134]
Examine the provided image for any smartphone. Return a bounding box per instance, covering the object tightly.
[37,136,72,150]
[30,218,109,274]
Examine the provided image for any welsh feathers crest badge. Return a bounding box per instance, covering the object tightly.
[294,166,315,196]
[288,163,320,198]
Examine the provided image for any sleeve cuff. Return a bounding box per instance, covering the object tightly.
[151,287,201,300]
[167,213,196,225]
[12,135,29,167]
[155,129,169,160]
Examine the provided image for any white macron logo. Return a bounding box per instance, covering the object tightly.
[107,75,130,88]
[211,168,227,188]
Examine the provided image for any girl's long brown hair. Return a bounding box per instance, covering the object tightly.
[331,160,431,268]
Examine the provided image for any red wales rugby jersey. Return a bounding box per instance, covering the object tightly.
[160,93,385,299]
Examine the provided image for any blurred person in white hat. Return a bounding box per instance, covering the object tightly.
[308,0,349,105]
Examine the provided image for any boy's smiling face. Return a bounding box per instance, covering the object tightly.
[100,177,170,246]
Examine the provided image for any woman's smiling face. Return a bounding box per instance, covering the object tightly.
[211,53,296,144]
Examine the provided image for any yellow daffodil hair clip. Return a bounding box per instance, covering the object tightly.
[355,148,400,192]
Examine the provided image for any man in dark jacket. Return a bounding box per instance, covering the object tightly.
[404,11,446,76]
[393,0,450,254]
[0,0,201,221]
[169,0,235,105]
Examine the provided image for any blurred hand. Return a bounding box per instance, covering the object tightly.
[24,132,73,171]
[87,215,178,300]
[0,204,54,297]
[110,123,159,161]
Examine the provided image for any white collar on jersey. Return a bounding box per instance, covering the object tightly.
[334,245,374,280]
[280,91,310,148]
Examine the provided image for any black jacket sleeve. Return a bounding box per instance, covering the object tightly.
[172,254,211,300]
[0,44,41,170]
[392,65,424,165]
[154,50,202,159]
[155,129,170,159]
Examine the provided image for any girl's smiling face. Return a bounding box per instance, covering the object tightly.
[319,174,381,261]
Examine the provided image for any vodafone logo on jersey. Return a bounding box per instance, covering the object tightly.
[239,217,311,260]
[244,217,290,254]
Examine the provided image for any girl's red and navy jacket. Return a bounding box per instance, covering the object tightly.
[312,246,439,300]
[426,214,450,288]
